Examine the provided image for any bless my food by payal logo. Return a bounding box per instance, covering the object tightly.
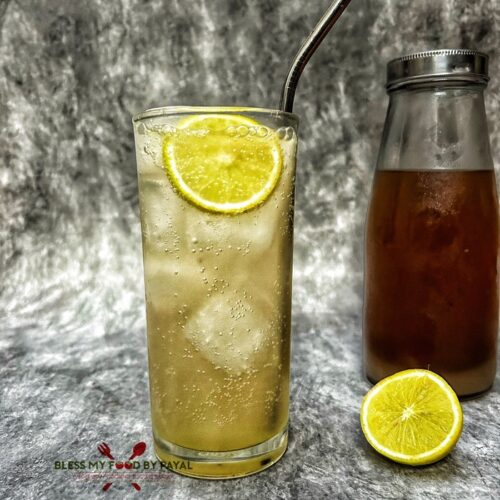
[54,441,192,491]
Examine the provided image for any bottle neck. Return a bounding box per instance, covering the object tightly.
[376,85,493,171]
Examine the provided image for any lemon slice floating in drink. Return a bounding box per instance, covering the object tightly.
[162,114,283,213]
[360,369,463,466]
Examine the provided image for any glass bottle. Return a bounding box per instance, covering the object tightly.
[363,50,499,398]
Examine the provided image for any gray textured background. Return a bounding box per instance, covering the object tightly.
[1,0,500,499]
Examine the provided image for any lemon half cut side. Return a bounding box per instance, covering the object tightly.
[360,369,463,466]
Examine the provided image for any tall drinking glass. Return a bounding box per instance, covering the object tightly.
[133,107,298,478]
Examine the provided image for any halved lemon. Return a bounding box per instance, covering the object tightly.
[360,369,463,466]
[162,114,282,213]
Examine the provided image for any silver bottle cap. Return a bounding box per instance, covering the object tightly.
[387,49,489,91]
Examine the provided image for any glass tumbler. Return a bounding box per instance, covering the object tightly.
[133,107,299,477]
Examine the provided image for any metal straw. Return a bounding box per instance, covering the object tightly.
[280,0,353,112]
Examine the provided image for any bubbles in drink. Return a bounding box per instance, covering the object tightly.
[136,118,296,451]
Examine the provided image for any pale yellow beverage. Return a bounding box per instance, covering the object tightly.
[133,107,298,478]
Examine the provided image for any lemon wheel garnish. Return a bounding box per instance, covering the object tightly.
[162,114,283,214]
[360,369,463,466]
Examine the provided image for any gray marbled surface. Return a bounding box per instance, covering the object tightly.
[1,0,499,498]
